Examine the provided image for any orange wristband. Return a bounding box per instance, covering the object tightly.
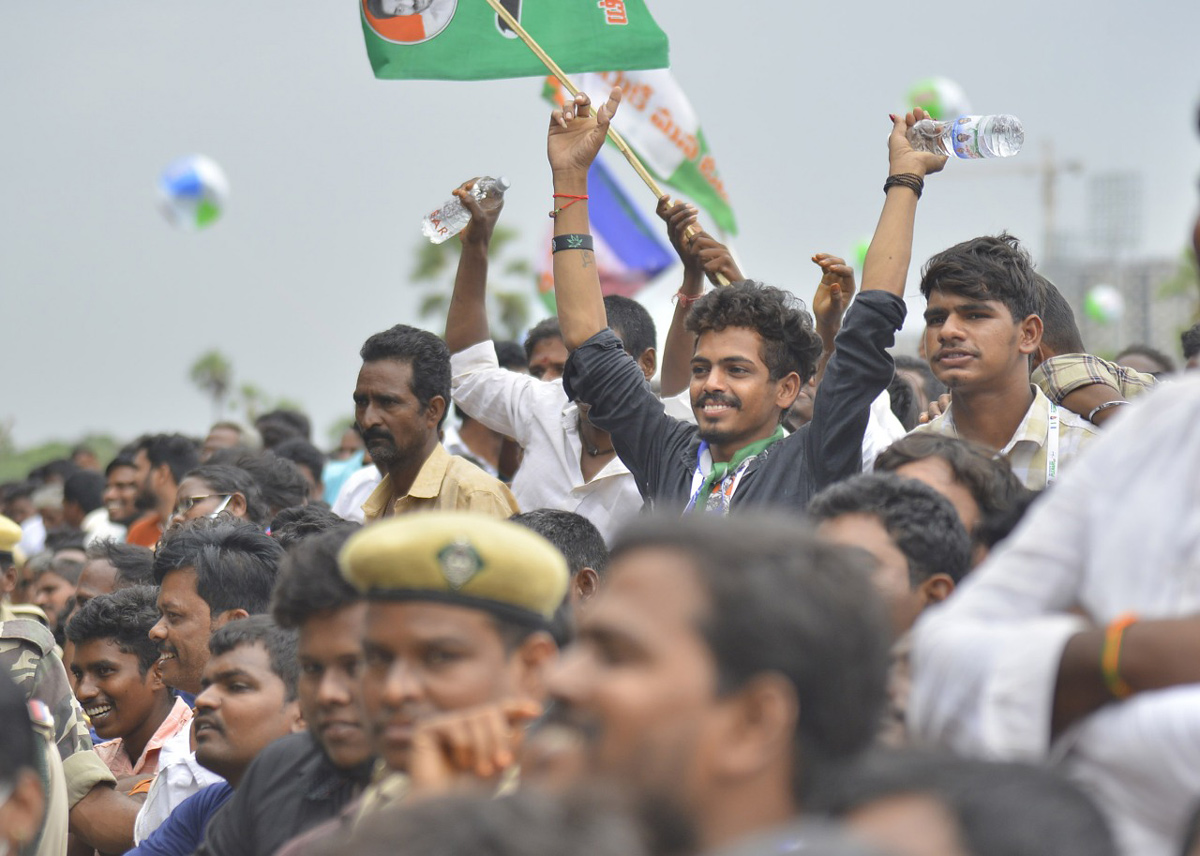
[1101,613,1137,700]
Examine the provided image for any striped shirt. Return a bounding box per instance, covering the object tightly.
[914,385,1100,491]
[1032,353,1157,404]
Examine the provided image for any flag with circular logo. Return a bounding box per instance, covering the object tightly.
[361,0,669,81]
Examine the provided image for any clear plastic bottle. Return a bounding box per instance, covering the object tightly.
[421,176,511,244]
[907,115,1024,159]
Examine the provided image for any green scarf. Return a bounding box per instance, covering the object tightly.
[691,425,785,513]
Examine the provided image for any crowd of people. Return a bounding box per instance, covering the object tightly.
[2,92,1200,856]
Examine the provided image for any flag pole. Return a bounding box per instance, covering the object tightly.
[482,0,665,198]
[481,0,729,285]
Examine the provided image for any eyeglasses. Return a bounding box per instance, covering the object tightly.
[174,494,232,516]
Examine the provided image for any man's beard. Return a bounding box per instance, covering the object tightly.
[363,429,420,470]
[693,391,745,446]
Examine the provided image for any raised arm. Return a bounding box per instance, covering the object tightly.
[809,253,856,386]
[657,198,744,397]
[444,179,505,354]
[547,89,622,351]
[860,110,947,298]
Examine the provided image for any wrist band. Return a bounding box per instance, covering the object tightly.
[884,173,924,199]
[674,290,705,308]
[1086,400,1130,423]
[1101,613,1137,700]
[552,234,593,253]
[549,193,588,219]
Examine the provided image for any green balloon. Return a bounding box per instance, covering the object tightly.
[853,239,871,274]
[906,77,971,121]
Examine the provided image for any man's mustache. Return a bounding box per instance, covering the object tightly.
[694,393,741,409]
[362,428,395,445]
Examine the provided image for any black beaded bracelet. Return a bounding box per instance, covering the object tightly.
[552,233,594,253]
[883,173,924,199]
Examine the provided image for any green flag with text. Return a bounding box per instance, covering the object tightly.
[361,0,669,81]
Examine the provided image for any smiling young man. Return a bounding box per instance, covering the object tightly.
[353,325,518,522]
[125,616,302,856]
[545,92,945,515]
[135,520,282,843]
[127,435,200,549]
[192,526,374,856]
[914,235,1099,491]
[67,587,190,780]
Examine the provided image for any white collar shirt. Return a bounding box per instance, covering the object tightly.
[451,340,643,544]
[910,378,1200,856]
[133,722,226,843]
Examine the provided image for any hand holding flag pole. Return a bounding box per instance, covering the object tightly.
[481,0,729,285]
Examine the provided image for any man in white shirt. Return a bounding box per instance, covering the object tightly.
[444,181,655,543]
[912,234,1098,490]
[910,376,1200,856]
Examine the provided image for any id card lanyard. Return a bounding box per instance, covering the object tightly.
[1045,402,1060,485]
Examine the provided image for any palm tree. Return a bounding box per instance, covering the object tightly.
[188,350,233,422]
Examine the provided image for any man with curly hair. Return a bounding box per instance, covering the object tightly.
[545,88,946,514]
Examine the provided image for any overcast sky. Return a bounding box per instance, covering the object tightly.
[2,1,1198,450]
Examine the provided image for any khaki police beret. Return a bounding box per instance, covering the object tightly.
[339,512,569,625]
[0,515,20,555]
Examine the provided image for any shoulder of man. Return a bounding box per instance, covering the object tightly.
[0,618,58,689]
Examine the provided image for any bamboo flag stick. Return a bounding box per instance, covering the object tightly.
[481,0,729,285]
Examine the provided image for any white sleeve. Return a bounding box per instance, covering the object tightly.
[450,341,551,446]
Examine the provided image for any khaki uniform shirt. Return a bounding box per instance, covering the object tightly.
[361,444,519,522]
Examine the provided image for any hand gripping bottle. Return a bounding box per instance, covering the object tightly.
[421,176,511,244]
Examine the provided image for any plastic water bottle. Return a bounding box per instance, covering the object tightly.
[907,115,1024,159]
[421,176,511,244]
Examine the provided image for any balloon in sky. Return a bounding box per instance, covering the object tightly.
[1084,284,1125,324]
[158,155,229,230]
[906,78,972,120]
[853,238,871,274]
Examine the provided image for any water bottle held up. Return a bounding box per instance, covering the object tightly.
[422,176,511,244]
[907,115,1024,159]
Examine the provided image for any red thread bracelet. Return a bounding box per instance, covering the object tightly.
[674,290,705,307]
[549,194,588,219]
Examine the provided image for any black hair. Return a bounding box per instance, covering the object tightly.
[603,295,657,359]
[885,372,920,431]
[208,615,299,701]
[307,788,650,856]
[182,464,270,526]
[153,519,283,616]
[271,438,326,492]
[1034,274,1085,355]
[270,505,353,549]
[105,450,137,477]
[493,340,528,372]
[509,509,608,579]
[920,233,1041,324]
[30,458,80,484]
[1115,343,1176,375]
[360,324,452,429]
[524,317,563,363]
[609,514,890,801]
[0,669,36,789]
[84,540,155,587]
[42,554,84,586]
[808,473,971,586]
[685,281,824,384]
[874,434,1033,551]
[1182,322,1200,361]
[212,453,310,518]
[66,586,162,674]
[63,470,106,514]
[271,526,363,629]
[255,409,313,446]
[821,751,1117,856]
[138,434,201,486]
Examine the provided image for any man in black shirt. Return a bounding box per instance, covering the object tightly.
[192,526,373,856]
[546,91,946,513]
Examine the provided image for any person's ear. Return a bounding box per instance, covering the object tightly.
[714,673,798,780]
[227,493,248,520]
[775,371,802,411]
[512,631,559,702]
[152,463,172,493]
[638,348,658,381]
[917,574,955,607]
[212,608,250,630]
[1018,314,1043,356]
[285,699,305,734]
[426,395,447,431]
[574,567,600,604]
[1,565,16,597]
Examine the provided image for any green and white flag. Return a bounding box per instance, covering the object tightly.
[544,69,736,234]
[361,0,669,81]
